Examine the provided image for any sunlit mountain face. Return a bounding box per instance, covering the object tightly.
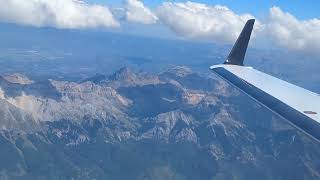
[0,23,319,180]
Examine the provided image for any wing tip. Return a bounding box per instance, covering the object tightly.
[224,19,255,66]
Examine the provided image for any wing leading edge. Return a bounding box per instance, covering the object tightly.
[210,19,320,142]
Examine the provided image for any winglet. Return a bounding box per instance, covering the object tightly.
[224,19,255,66]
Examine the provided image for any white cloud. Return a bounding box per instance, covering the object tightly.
[265,7,320,53]
[0,0,119,29]
[125,0,158,24]
[1,0,319,54]
[155,2,258,43]
[154,2,320,54]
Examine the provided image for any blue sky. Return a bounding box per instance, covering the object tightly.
[88,0,320,19]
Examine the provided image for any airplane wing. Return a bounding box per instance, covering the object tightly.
[210,19,320,142]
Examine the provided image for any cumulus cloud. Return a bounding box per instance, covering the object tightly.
[265,7,320,53]
[1,0,320,54]
[155,2,258,43]
[125,0,158,24]
[0,0,119,29]
[154,1,320,54]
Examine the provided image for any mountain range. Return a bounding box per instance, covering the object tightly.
[0,66,319,180]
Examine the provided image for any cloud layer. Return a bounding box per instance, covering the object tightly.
[125,0,158,24]
[0,0,319,54]
[0,0,119,29]
[153,1,320,54]
[265,7,320,53]
[156,2,256,43]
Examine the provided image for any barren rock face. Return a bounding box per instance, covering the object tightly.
[165,66,193,77]
[3,73,34,85]
[0,80,132,125]
[182,91,206,105]
[105,67,162,88]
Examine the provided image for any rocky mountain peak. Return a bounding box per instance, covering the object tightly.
[3,73,34,85]
[140,110,195,141]
[166,66,193,77]
[80,73,107,84]
[106,67,161,88]
[109,67,137,81]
